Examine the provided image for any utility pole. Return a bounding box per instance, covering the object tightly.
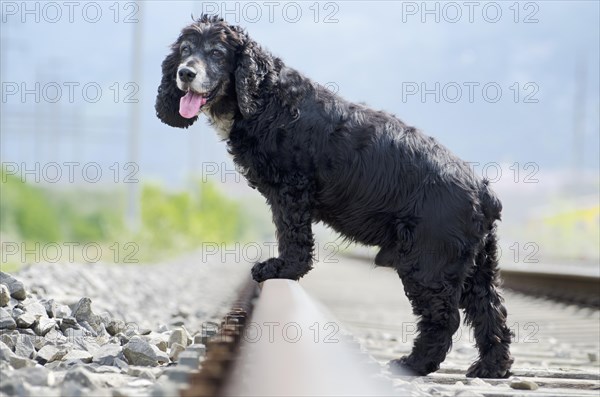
[0,20,11,163]
[572,55,587,187]
[127,1,143,231]
[191,2,204,202]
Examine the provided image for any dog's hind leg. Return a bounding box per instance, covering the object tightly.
[461,227,513,378]
[389,270,462,376]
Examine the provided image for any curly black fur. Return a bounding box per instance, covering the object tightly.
[156,15,513,378]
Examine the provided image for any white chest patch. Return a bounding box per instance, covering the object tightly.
[204,110,234,140]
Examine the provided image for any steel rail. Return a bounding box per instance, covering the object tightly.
[221,279,396,396]
[181,278,398,396]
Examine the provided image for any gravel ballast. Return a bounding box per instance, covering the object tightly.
[0,254,250,397]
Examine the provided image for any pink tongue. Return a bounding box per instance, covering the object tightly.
[179,91,207,118]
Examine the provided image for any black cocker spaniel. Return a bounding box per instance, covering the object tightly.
[156,15,513,379]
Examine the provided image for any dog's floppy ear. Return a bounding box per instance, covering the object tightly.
[155,46,198,128]
[234,37,273,118]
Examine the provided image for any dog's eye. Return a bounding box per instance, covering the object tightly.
[180,45,191,56]
[210,49,224,58]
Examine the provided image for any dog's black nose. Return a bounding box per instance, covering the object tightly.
[178,68,196,83]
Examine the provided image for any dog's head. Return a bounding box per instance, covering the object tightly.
[155,15,273,128]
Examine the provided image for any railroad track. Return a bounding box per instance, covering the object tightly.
[499,263,600,308]
[173,255,599,396]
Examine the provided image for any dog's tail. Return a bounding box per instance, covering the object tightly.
[479,179,502,223]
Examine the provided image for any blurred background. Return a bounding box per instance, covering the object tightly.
[1,1,598,270]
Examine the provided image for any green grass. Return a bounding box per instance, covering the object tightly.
[1,168,272,266]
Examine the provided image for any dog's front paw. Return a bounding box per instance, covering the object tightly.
[251,258,285,282]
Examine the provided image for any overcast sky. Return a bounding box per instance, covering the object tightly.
[1,1,599,187]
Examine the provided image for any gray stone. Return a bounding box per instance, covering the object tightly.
[34,317,56,336]
[123,336,158,367]
[63,326,84,339]
[143,332,168,352]
[79,320,99,337]
[106,320,126,336]
[173,307,190,319]
[35,344,68,364]
[169,317,185,327]
[0,340,36,369]
[17,366,55,387]
[92,343,122,366]
[60,380,88,397]
[168,327,188,348]
[60,317,81,333]
[41,298,68,318]
[115,332,130,345]
[14,334,36,358]
[99,373,131,389]
[16,312,37,328]
[26,386,61,397]
[11,354,37,369]
[0,378,28,396]
[55,304,71,318]
[0,358,10,372]
[11,307,24,318]
[126,378,154,388]
[32,331,49,350]
[114,357,129,371]
[40,299,56,316]
[22,301,48,318]
[0,272,26,300]
[63,366,102,389]
[124,326,139,338]
[0,339,15,358]
[43,360,65,370]
[18,328,36,336]
[169,342,185,362]
[510,379,539,390]
[455,391,485,397]
[62,349,93,363]
[0,330,18,350]
[44,328,66,345]
[70,332,101,355]
[0,307,16,330]
[127,366,157,381]
[152,345,170,364]
[72,297,103,335]
[0,284,9,306]
[96,322,109,338]
[90,365,121,374]
[154,339,168,352]
[113,386,152,397]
